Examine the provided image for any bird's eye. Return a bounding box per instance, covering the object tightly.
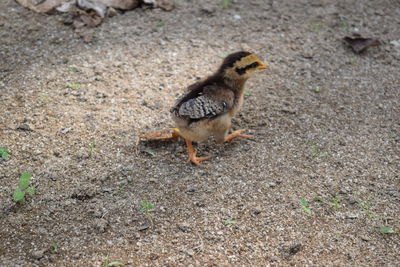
[251,62,259,68]
[235,67,246,75]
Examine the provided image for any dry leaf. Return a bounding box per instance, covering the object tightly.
[343,36,381,53]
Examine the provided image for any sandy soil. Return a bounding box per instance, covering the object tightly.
[1,0,399,266]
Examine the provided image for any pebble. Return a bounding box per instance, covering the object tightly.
[60,127,72,134]
[93,218,108,233]
[178,223,191,232]
[32,249,46,260]
[16,123,32,131]
[287,243,302,255]
[360,235,371,241]
[137,222,151,231]
[390,40,400,47]
[346,213,359,219]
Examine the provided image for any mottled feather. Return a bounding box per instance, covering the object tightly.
[173,85,234,120]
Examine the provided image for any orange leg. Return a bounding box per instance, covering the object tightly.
[224,129,252,143]
[185,139,210,166]
[140,128,181,141]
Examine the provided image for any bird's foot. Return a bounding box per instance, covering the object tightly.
[184,139,210,166]
[187,154,210,166]
[224,129,252,143]
[139,128,181,141]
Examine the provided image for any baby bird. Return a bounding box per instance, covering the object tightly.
[170,51,267,165]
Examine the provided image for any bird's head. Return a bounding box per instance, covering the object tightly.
[218,51,267,80]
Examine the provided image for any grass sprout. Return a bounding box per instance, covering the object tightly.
[13,172,36,202]
[300,198,312,215]
[0,147,10,160]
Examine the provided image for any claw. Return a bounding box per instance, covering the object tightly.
[187,155,210,166]
[224,129,252,143]
[185,139,210,166]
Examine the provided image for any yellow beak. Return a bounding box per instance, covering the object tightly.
[258,61,267,70]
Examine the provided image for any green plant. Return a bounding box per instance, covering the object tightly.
[220,0,232,9]
[330,197,341,210]
[117,185,127,195]
[140,201,155,225]
[102,257,123,267]
[50,242,59,253]
[142,148,156,156]
[311,87,321,93]
[311,23,323,32]
[314,196,324,202]
[140,201,154,212]
[224,219,236,226]
[306,141,328,159]
[379,226,399,234]
[0,147,10,160]
[244,90,251,97]
[300,198,312,215]
[359,201,386,220]
[339,21,349,30]
[348,57,357,64]
[13,172,36,202]
[67,82,81,89]
[88,139,96,156]
[314,196,341,211]
[155,21,165,27]
[67,66,78,72]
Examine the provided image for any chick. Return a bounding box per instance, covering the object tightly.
[140,51,266,165]
[170,51,267,165]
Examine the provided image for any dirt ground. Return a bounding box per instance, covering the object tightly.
[1,0,399,266]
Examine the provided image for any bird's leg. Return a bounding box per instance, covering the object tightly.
[139,128,181,141]
[185,139,210,166]
[224,129,252,143]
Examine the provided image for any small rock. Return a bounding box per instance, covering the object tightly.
[132,232,140,239]
[195,202,205,208]
[252,208,262,215]
[177,223,191,232]
[267,182,277,188]
[17,123,32,131]
[95,91,107,98]
[200,4,216,15]
[107,7,118,17]
[148,178,158,183]
[155,0,175,11]
[286,243,302,255]
[60,127,72,134]
[186,188,196,194]
[390,40,400,47]
[347,199,357,205]
[360,235,371,241]
[233,14,241,20]
[32,249,46,260]
[185,249,195,257]
[346,213,359,219]
[137,222,151,231]
[93,218,108,233]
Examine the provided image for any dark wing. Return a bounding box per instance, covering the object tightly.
[176,85,234,120]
